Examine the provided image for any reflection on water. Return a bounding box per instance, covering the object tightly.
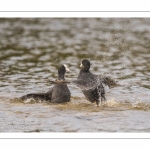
[0,18,150,132]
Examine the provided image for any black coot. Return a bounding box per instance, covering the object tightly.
[73,59,119,106]
[20,64,71,103]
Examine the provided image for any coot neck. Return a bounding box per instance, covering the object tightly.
[58,73,65,80]
[80,67,90,73]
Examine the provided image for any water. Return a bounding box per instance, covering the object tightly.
[0,18,150,132]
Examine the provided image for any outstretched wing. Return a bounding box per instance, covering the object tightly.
[20,93,47,100]
[102,76,121,89]
[72,75,103,91]
[72,75,120,90]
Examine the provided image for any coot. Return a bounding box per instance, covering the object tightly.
[73,59,119,106]
[20,64,71,103]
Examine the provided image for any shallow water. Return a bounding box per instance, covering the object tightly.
[0,18,150,132]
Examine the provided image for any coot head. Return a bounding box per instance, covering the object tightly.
[58,64,70,80]
[80,59,90,72]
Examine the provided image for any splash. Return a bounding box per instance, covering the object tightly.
[105,99,121,107]
[10,97,42,104]
[131,100,150,110]
[9,96,150,111]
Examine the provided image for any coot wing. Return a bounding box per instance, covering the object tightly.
[20,93,47,100]
[102,76,120,89]
[72,75,103,90]
[73,75,120,90]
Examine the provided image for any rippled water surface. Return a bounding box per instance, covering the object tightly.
[0,18,150,132]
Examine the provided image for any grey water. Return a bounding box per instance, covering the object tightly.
[0,18,150,132]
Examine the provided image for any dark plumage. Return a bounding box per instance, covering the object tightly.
[73,59,119,106]
[20,64,71,103]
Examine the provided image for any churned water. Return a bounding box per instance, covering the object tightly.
[0,18,150,132]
